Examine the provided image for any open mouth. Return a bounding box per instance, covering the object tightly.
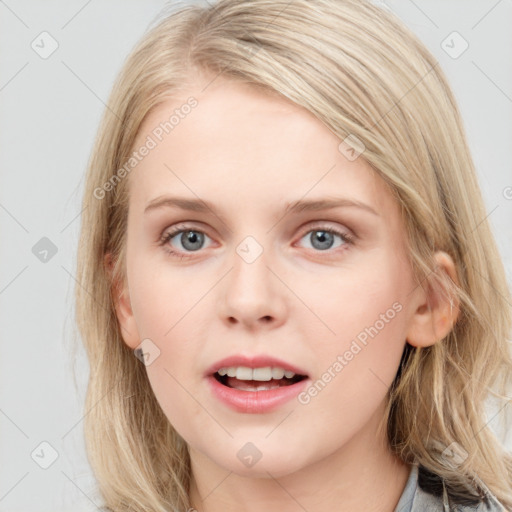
[213,371,307,391]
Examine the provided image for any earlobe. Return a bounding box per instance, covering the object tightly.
[104,253,140,349]
[406,251,460,348]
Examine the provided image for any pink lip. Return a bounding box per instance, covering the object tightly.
[204,354,308,378]
[204,354,309,414]
[207,374,310,414]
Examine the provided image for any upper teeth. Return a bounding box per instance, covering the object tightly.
[217,366,297,381]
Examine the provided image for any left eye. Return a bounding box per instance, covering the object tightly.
[297,227,352,251]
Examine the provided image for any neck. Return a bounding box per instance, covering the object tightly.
[188,403,412,512]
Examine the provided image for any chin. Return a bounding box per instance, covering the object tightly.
[212,444,312,479]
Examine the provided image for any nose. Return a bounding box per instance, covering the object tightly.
[219,243,288,331]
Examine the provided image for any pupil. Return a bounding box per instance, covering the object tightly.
[311,230,333,250]
[182,231,203,251]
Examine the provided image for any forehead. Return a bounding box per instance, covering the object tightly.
[127,77,395,220]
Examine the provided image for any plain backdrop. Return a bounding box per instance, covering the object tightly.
[0,1,511,510]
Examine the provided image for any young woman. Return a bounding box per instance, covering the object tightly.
[75,0,512,510]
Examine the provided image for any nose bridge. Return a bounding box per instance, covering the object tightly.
[230,233,273,300]
[220,233,286,326]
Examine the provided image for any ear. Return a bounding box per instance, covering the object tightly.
[104,253,140,349]
[406,251,460,348]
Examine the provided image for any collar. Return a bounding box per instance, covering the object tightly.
[394,462,505,512]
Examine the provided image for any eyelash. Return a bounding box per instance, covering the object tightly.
[158,223,355,260]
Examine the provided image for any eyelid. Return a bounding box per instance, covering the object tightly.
[159,222,215,245]
[159,220,354,243]
[296,220,355,239]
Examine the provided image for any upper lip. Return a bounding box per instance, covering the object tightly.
[205,354,309,377]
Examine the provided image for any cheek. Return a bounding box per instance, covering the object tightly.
[300,253,409,390]
[145,360,211,434]
[126,257,209,422]
[127,249,196,339]
[315,254,404,309]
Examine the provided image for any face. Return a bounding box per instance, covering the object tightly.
[115,74,423,479]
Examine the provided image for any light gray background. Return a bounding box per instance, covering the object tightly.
[0,1,511,511]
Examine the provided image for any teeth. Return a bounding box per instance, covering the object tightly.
[272,368,285,379]
[216,366,298,381]
[233,381,282,391]
[235,367,253,380]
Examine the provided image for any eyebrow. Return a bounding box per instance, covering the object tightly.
[144,195,379,217]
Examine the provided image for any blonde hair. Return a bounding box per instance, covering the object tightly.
[75,0,512,510]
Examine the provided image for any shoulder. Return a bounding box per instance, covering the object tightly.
[412,464,506,512]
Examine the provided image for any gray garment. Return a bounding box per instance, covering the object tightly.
[394,463,507,512]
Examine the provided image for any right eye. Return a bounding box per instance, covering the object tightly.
[159,224,214,259]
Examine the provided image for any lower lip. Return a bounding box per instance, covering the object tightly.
[207,375,310,414]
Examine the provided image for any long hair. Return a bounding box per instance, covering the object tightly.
[75,1,512,510]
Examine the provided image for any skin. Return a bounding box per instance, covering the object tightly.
[113,70,459,512]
